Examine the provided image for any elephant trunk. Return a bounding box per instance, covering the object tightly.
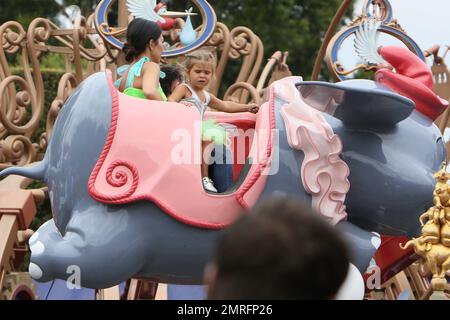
[400,239,415,250]
[0,160,47,182]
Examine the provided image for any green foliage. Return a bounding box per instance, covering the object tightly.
[12,67,65,142]
[16,181,52,271]
[353,69,376,81]
[0,0,105,27]
[58,0,98,18]
[1,0,353,84]
[8,69,61,272]
[58,0,117,26]
[0,0,60,26]
[40,53,67,71]
[171,0,353,81]
[9,70,62,272]
[39,69,66,139]
[28,183,53,231]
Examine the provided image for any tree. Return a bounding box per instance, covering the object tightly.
[57,0,100,20]
[0,0,60,26]
[171,0,353,80]
[0,0,98,27]
[1,0,355,82]
[1,0,353,80]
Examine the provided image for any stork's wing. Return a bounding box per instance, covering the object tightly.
[127,0,165,23]
[354,19,385,65]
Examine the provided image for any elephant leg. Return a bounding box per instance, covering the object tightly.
[441,223,450,247]
[427,258,439,278]
[440,257,450,279]
[28,218,143,289]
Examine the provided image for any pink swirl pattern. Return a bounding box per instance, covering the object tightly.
[105,160,139,198]
[275,77,350,225]
[88,72,141,203]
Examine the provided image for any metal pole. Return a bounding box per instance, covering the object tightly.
[118,0,128,28]
[117,0,128,66]
[311,0,353,81]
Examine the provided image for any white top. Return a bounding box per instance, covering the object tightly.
[183,84,238,143]
[182,83,211,116]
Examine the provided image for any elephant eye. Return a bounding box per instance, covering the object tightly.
[436,137,443,144]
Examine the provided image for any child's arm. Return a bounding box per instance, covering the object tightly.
[209,94,259,113]
[168,84,188,102]
[142,62,164,101]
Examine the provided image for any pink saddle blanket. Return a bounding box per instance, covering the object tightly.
[87,72,275,229]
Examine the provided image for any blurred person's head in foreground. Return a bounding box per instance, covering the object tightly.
[205,198,350,299]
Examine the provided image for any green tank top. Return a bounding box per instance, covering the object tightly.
[115,57,226,145]
[114,57,167,101]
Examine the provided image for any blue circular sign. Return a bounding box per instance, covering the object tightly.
[94,0,217,57]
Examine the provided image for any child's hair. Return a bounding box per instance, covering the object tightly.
[123,18,162,62]
[160,64,183,96]
[208,197,350,300]
[182,49,217,80]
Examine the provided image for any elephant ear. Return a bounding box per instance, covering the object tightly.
[296,80,415,127]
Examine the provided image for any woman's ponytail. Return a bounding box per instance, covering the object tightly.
[123,42,138,62]
[122,18,162,62]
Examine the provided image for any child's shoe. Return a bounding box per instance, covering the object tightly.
[202,177,218,193]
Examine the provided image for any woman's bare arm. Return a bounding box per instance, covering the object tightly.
[142,62,164,101]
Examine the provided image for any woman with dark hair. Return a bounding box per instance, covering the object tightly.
[115,18,167,101]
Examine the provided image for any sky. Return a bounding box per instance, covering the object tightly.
[340,0,450,70]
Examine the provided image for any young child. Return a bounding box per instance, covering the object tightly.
[160,64,184,96]
[115,18,166,101]
[168,50,259,193]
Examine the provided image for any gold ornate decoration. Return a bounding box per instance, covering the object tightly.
[39,73,78,153]
[1,272,37,300]
[311,0,353,81]
[423,45,450,137]
[205,22,231,96]
[94,0,217,58]
[200,22,289,105]
[0,13,114,167]
[224,27,264,104]
[401,162,450,299]
[323,0,425,81]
